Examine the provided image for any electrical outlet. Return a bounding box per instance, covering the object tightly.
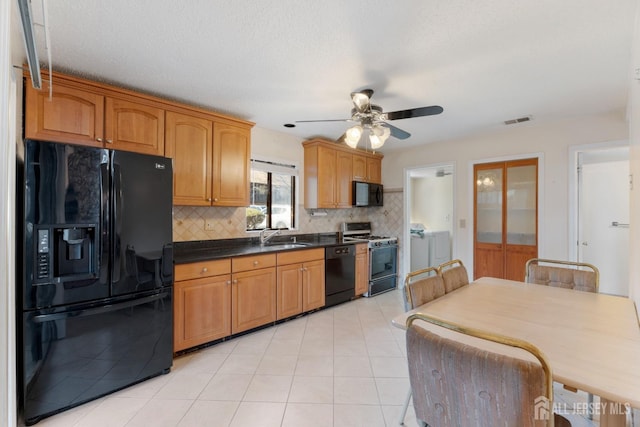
[205,220,215,231]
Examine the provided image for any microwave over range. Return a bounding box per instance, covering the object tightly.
[352,181,384,207]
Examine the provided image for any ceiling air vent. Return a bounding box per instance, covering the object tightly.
[504,116,532,125]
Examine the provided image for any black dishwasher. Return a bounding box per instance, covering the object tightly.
[325,245,355,307]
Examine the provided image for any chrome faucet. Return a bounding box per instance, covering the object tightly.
[260,228,281,245]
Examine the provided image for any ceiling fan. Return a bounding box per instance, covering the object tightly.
[296,89,443,149]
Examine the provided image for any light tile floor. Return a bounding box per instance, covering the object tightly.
[32,289,634,427]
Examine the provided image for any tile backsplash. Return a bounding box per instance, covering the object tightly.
[173,188,404,243]
[172,188,406,279]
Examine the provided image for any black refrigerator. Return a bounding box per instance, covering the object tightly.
[18,140,174,425]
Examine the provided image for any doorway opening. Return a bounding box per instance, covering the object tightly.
[570,142,629,296]
[403,163,455,287]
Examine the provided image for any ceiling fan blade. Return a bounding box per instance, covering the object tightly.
[295,118,351,123]
[381,123,411,140]
[383,105,443,121]
[351,89,374,113]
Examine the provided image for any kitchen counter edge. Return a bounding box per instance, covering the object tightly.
[174,233,350,264]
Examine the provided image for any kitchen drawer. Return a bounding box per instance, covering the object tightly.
[277,248,324,265]
[175,259,231,281]
[232,254,277,272]
[355,243,368,255]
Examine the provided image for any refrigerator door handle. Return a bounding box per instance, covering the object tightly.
[31,291,169,323]
[100,159,110,283]
[112,161,123,283]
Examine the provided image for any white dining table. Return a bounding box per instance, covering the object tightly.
[391,277,640,427]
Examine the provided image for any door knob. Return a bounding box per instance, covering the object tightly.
[581,242,589,246]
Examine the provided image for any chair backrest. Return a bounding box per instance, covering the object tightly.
[439,259,470,293]
[406,313,555,427]
[404,267,445,310]
[525,258,599,293]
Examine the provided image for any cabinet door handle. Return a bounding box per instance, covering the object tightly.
[202,267,208,273]
[213,198,219,202]
[106,139,113,144]
[96,137,103,142]
[207,198,212,202]
[253,261,259,266]
[233,279,238,284]
[226,280,231,285]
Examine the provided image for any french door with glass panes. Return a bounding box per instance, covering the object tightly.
[474,158,538,280]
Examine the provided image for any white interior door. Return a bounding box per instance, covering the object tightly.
[578,157,629,296]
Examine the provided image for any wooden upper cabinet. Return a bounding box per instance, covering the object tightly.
[25,75,165,155]
[367,157,382,184]
[165,111,213,205]
[25,79,105,147]
[212,123,251,206]
[166,115,251,207]
[316,145,338,208]
[23,69,253,175]
[352,154,368,182]
[352,153,381,183]
[104,97,165,155]
[303,138,382,209]
[336,151,353,208]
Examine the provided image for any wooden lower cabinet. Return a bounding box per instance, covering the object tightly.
[276,249,325,319]
[302,259,325,311]
[355,243,369,296]
[174,248,327,351]
[276,263,304,319]
[174,275,231,352]
[174,259,232,352]
[231,267,277,334]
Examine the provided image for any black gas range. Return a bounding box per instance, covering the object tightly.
[341,222,398,296]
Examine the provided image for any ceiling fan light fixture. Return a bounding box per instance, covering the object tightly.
[345,125,363,148]
[369,124,390,149]
[369,134,384,149]
[351,92,370,112]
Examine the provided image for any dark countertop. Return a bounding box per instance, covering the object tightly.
[174,232,345,264]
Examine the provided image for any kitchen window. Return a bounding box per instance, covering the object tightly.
[246,158,297,231]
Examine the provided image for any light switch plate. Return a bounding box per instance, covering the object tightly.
[459,218,466,228]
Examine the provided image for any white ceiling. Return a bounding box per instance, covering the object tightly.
[18,0,638,152]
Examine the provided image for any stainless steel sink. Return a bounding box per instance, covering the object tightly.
[263,242,312,249]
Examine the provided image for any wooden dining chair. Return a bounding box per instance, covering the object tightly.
[438,259,470,293]
[399,266,446,425]
[524,258,599,293]
[406,313,572,427]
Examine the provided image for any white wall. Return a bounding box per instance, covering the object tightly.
[410,175,453,232]
[628,3,640,311]
[2,1,21,425]
[383,112,628,272]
